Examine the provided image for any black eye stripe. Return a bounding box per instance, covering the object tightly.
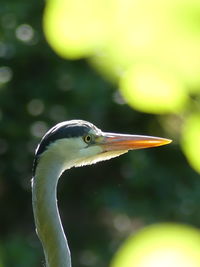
[36,124,91,156]
[33,120,101,175]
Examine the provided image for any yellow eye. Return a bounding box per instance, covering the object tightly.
[84,134,92,144]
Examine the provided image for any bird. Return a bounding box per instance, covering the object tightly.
[32,119,171,267]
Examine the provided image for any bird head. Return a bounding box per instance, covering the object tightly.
[33,120,171,175]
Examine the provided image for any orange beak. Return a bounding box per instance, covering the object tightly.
[100,132,172,151]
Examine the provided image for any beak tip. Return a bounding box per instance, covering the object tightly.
[153,138,172,148]
[164,138,172,145]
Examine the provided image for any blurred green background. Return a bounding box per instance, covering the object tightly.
[1,0,200,266]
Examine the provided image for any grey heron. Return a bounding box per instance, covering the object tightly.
[32,119,171,267]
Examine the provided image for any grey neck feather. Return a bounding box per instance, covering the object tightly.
[32,153,72,267]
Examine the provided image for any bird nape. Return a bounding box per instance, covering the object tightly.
[32,119,171,267]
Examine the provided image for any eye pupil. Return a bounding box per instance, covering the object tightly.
[84,135,91,143]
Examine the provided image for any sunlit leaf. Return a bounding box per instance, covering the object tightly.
[181,113,200,173]
[44,0,200,113]
[111,223,200,267]
[43,0,109,59]
[119,64,187,113]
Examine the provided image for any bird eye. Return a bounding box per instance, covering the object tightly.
[84,134,92,144]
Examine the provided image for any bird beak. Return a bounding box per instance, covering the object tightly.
[99,132,172,152]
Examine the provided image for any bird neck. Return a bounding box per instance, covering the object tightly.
[32,156,72,267]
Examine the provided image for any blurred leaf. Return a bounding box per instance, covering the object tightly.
[110,223,200,267]
[43,0,109,59]
[181,113,200,173]
[44,0,200,114]
[119,64,187,113]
